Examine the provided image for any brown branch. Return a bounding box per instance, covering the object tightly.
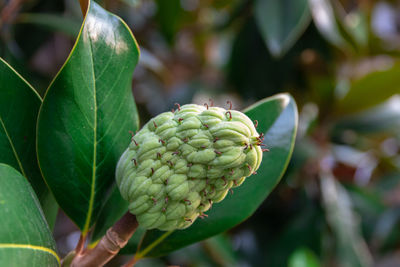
[75,234,87,255]
[71,212,139,267]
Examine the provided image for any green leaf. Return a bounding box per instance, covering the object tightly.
[37,0,140,234]
[155,0,182,43]
[345,11,368,48]
[308,0,356,51]
[134,93,298,257]
[0,164,59,266]
[333,95,400,134]
[91,185,129,242]
[254,0,311,57]
[320,172,373,267]
[288,247,321,267]
[336,62,400,115]
[17,13,81,38]
[0,59,47,199]
[0,58,58,229]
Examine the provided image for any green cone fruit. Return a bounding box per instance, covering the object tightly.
[116,104,264,231]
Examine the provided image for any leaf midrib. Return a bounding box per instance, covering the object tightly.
[0,116,27,177]
[82,28,98,234]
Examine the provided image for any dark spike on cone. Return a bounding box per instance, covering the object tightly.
[254,120,258,128]
[247,164,252,172]
[132,138,138,146]
[174,103,181,111]
[199,213,208,219]
[227,100,232,110]
[202,189,207,196]
[225,111,232,120]
[210,185,215,194]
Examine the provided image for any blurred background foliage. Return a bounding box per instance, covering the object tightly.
[1,0,400,266]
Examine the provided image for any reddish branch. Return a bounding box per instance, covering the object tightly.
[70,212,138,267]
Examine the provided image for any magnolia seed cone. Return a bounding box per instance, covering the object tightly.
[116,104,264,231]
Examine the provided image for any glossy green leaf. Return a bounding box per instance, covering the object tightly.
[37,0,140,233]
[0,164,59,266]
[336,62,400,115]
[0,59,49,200]
[288,247,321,267]
[320,172,373,267]
[134,93,298,257]
[254,0,311,57]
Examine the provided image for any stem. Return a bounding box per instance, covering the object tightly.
[75,234,86,255]
[71,212,138,267]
